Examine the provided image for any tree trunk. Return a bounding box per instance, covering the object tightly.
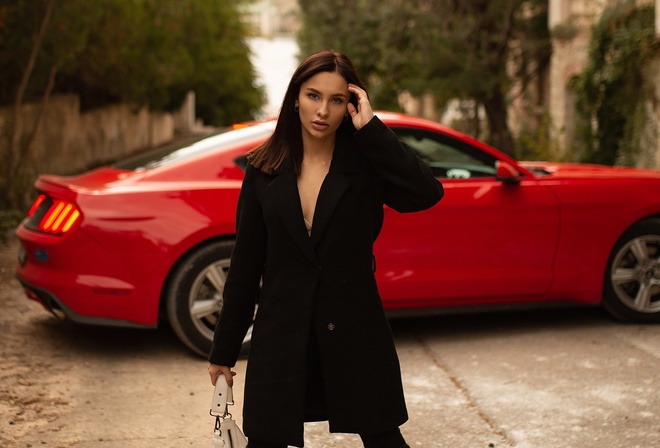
[481,89,515,157]
[4,0,56,208]
[11,65,58,182]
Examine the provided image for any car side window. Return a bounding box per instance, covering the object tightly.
[393,128,497,179]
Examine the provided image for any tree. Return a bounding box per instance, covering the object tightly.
[0,0,60,210]
[0,0,262,121]
[0,0,262,210]
[297,0,551,156]
[46,0,263,124]
[176,0,263,125]
[297,0,419,111]
[573,1,659,166]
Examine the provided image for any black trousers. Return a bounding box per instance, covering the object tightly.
[247,427,409,448]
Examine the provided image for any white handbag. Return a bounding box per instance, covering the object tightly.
[210,378,248,448]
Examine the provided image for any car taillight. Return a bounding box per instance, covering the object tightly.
[26,195,81,235]
[28,194,46,216]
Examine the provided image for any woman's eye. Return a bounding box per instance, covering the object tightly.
[332,98,344,104]
[308,93,319,100]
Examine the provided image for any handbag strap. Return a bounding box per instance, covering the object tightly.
[211,382,234,417]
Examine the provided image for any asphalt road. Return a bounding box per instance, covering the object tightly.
[2,237,659,447]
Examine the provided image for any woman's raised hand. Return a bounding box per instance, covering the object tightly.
[347,84,374,131]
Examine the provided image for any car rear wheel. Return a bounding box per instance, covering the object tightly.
[603,218,660,323]
[166,240,253,357]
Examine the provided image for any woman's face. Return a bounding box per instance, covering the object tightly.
[295,71,349,142]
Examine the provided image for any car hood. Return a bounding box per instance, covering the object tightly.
[520,161,660,179]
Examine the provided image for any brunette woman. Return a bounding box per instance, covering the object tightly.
[208,50,443,448]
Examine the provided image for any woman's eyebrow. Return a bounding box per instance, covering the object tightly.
[305,87,347,98]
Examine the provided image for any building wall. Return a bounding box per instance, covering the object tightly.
[647,59,660,167]
[548,0,607,157]
[650,0,659,167]
[548,0,660,167]
[242,0,300,37]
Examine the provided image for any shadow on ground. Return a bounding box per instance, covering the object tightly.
[389,306,621,343]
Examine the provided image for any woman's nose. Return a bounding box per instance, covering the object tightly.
[317,102,329,117]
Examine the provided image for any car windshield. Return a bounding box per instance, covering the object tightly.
[113,124,274,170]
[394,128,499,179]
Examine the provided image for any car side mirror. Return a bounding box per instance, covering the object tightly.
[496,161,520,184]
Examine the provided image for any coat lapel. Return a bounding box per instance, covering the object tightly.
[267,160,318,265]
[309,134,360,247]
[267,133,361,259]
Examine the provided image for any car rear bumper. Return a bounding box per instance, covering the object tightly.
[16,274,156,329]
[15,224,162,326]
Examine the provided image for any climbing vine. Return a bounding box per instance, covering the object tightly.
[573,1,659,166]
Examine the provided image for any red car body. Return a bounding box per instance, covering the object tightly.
[15,112,660,355]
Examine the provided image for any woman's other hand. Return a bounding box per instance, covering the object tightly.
[347,84,374,131]
[208,363,236,387]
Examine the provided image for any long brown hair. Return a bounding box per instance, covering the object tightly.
[248,50,366,175]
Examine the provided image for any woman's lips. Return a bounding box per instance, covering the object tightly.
[312,121,329,131]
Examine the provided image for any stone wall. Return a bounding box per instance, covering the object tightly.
[1,94,175,179]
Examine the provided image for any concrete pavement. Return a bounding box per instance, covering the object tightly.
[2,237,660,447]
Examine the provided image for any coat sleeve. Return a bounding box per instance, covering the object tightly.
[208,163,266,366]
[354,116,444,212]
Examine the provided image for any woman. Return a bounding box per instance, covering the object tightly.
[208,50,443,448]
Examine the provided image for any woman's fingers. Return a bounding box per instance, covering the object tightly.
[208,364,235,387]
[208,364,220,385]
[223,369,236,387]
[347,84,373,130]
[348,83,367,100]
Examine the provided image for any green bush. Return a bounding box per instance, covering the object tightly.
[515,113,562,162]
[0,0,263,125]
[0,209,22,245]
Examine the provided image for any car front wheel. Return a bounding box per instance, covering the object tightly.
[603,218,660,323]
[166,239,253,357]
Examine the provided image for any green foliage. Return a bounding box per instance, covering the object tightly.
[297,0,405,111]
[573,1,659,166]
[297,0,550,156]
[0,0,262,211]
[0,208,22,245]
[515,112,562,161]
[0,0,263,125]
[551,22,580,42]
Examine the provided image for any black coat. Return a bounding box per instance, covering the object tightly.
[209,117,443,447]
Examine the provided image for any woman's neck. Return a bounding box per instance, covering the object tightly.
[301,133,335,165]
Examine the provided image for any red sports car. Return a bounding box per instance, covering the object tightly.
[15,112,660,356]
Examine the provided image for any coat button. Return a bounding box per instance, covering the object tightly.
[327,323,335,331]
